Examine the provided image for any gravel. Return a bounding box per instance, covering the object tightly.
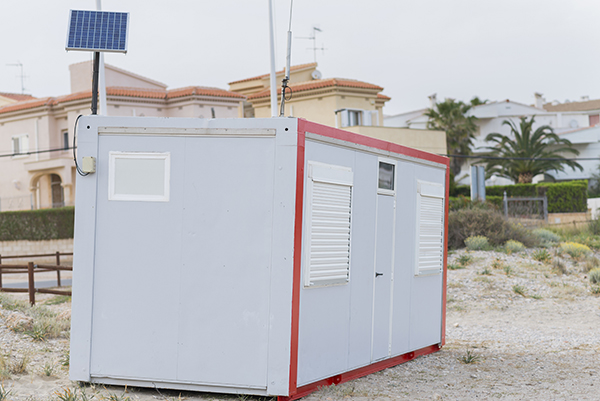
[0,248,599,400]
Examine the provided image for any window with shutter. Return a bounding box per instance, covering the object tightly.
[11,134,29,156]
[304,162,353,287]
[415,181,445,276]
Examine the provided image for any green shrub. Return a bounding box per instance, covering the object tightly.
[583,255,600,272]
[448,208,538,249]
[532,228,560,245]
[589,218,600,235]
[505,240,525,254]
[485,180,588,213]
[559,242,592,259]
[464,235,490,251]
[552,258,567,275]
[589,268,600,284]
[0,207,74,241]
[458,254,473,266]
[449,196,500,211]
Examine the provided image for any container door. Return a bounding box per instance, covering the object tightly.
[371,160,396,361]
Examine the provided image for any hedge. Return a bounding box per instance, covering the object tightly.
[0,207,74,241]
[449,180,588,213]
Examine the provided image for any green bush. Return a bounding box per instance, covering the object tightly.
[484,180,588,213]
[449,196,501,211]
[589,268,600,284]
[559,242,592,259]
[532,228,561,245]
[0,207,74,241]
[505,240,525,254]
[448,208,538,249]
[464,235,490,251]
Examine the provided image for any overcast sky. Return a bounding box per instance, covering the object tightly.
[2,0,600,115]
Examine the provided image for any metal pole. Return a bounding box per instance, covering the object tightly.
[503,191,508,218]
[96,0,107,115]
[91,52,100,115]
[0,255,3,289]
[543,196,548,222]
[268,0,278,117]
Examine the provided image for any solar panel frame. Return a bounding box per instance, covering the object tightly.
[66,10,129,53]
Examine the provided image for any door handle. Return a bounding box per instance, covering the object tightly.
[375,272,383,277]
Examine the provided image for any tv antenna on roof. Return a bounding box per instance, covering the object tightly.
[6,62,27,94]
[297,26,326,63]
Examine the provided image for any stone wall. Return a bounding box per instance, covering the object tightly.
[0,239,74,263]
[547,212,590,229]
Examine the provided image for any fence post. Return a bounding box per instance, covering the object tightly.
[543,196,548,222]
[503,191,508,218]
[28,262,35,306]
[56,251,62,287]
[0,254,3,289]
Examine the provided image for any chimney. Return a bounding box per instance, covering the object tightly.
[428,93,437,110]
[534,92,544,109]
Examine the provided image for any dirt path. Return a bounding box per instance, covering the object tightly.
[1,249,599,400]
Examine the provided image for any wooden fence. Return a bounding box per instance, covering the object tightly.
[0,252,73,305]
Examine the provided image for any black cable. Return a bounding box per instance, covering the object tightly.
[73,114,89,176]
[445,154,600,162]
[0,146,77,158]
[283,85,292,101]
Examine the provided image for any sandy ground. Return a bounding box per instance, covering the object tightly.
[1,248,599,400]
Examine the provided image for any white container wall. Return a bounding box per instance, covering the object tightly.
[70,116,449,400]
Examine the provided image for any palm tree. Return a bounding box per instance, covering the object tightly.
[425,98,478,176]
[482,116,582,183]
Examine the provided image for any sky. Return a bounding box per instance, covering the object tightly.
[2,0,600,116]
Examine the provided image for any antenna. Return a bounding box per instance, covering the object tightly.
[6,62,27,94]
[279,0,293,117]
[297,26,326,63]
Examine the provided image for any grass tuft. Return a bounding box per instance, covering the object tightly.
[512,285,526,296]
[532,249,551,263]
[458,254,473,267]
[458,349,481,364]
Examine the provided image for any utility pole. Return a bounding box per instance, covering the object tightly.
[96,0,107,115]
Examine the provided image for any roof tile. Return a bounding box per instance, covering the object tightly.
[247,78,385,100]
[0,92,36,102]
[0,86,244,115]
[228,62,318,85]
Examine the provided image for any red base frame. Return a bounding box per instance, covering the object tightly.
[278,344,441,401]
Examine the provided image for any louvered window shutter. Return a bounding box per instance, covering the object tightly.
[415,181,445,276]
[305,162,353,287]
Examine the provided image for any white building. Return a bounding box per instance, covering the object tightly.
[385,93,599,185]
[0,61,244,211]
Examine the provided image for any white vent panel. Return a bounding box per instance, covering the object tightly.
[305,162,353,287]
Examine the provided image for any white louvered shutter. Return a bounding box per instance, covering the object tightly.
[305,162,353,287]
[415,181,445,276]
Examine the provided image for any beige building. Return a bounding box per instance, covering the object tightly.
[229,63,446,155]
[0,61,244,211]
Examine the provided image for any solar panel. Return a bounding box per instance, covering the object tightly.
[66,10,129,53]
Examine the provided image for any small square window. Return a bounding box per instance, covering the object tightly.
[378,162,395,191]
[108,152,170,202]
